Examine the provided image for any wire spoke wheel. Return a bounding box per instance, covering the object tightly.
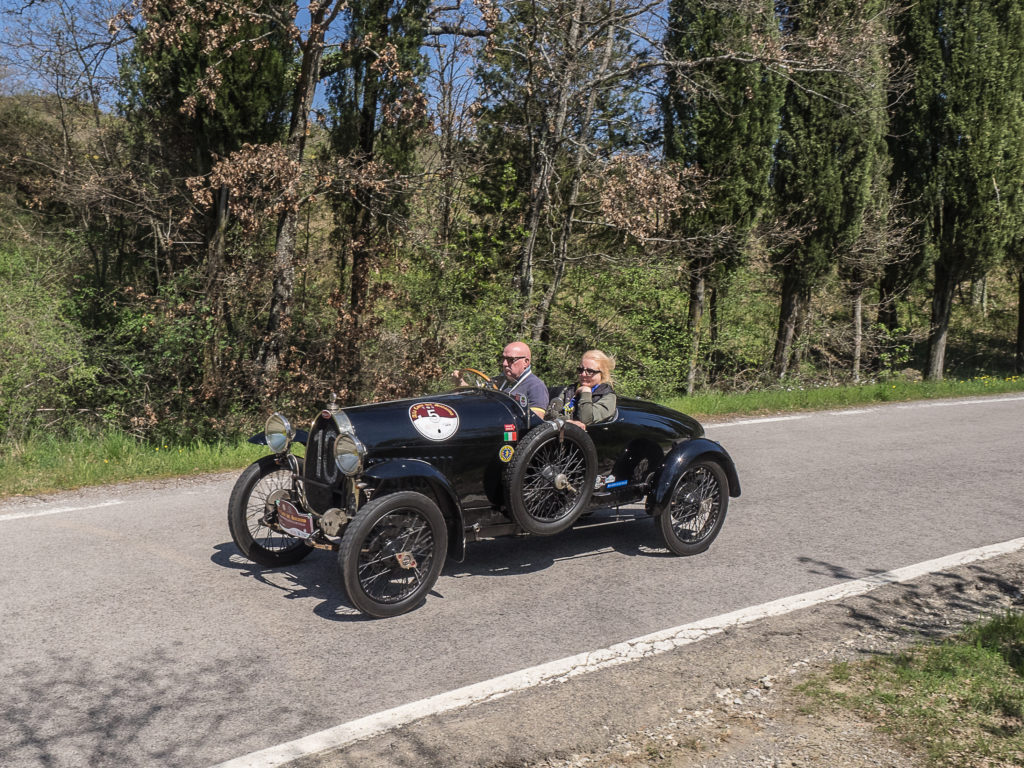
[355,512,435,602]
[228,456,312,566]
[506,422,597,535]
[658,460,729,556]
[339,491,448,618]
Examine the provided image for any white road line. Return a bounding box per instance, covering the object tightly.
[211,535,1024,768]
[895,394,1024,408]
[710,414,809,428]
[710,393,1024,428]
[0,500,124,522]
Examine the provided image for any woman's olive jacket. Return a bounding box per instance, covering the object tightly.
[544,383,617,425]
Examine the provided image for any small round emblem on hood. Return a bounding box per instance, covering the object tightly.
[409,402,460,441]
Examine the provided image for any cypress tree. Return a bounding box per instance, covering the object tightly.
[119,0,293,399]
[326,0,430,228]
[122,1,293,196]
[324,0,430,394]
[663,0,784,391]
[889,0,1024,379]
[836,2,892,382]
[121,0,293,280]
[770,0,887,378]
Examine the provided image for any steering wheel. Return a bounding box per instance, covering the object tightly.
[454,368,497,389]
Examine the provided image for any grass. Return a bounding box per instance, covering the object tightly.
[802,611,1024,767]
[0,430,267,498]
[663,374,1024,419]
[1,375,1023,500]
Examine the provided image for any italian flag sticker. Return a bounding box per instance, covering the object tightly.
[503,424,517,442]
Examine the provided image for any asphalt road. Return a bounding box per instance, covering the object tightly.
[2,394,1023,768]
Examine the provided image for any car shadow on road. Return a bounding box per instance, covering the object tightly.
[209,506,674,621]
[210,542,371,622]
[444,507,673,579]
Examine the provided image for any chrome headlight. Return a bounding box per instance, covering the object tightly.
[265,413,294,454]
[333,432,364,476]
[331,411,364,477]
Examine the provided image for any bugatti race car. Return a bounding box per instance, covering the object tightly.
[228,372,741,618]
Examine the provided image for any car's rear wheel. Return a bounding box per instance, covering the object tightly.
[505,421,597,535]
[657,460,729,555]
[228,455,313,566]
[338,491,448,618]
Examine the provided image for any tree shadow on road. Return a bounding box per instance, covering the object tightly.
[0,645,303,768]
[797,553,1024,650]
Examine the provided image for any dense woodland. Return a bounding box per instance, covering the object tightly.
[2,0,1023,443]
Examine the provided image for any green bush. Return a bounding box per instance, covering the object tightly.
[0,244,99,441]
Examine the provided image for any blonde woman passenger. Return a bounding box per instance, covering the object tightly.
[545,350,617,428]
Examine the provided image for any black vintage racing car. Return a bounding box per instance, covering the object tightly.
[228,371,741,618]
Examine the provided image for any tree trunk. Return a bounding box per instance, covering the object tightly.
[851,285,863,383]
[686,268,705,396]
[969,275,987,316]
[877,262,900,331]
[707,285,722,382]
[1016,268,1024,374]
[202,186,230,401]
[517,0,584,336]
[531,252,567,343]
[792,298,810,369]
[530,3,617,343]
[773,268,801,378]
[926,259,957,381]
[260,4,337,379]
[709,285,720,346]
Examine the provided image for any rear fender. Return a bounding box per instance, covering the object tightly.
[362,459,466,563]
[646,438,741,517]
[248,430,309,447]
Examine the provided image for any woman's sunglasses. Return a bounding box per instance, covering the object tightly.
[576,367,600,376]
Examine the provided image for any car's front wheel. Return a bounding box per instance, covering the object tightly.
[227,455,313,567]
[338,491,448,618]
[657,460,729,556]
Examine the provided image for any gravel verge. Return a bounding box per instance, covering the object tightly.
[309,546,1024,768]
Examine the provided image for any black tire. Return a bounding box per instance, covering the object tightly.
[228,455,313,567]
[505,421,597,535]
[338,491,448,618]
[657,460,729,556]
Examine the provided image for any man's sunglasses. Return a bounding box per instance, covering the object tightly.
[498,355,527,364]
[576,367,600,376]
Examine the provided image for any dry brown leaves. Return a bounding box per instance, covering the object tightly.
[595,156,705,243]
[187,143,301,231]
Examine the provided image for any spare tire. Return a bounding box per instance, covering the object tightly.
[504,421,597,535]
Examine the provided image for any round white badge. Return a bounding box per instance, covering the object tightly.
[409,402,460,441]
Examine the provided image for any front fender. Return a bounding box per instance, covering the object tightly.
[362,459,466,563]
[646,438,741,517]
[247,430,309,447]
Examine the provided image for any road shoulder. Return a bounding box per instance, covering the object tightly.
[298,546,1024,768]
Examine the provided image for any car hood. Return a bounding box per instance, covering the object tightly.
[335,388,534,455]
